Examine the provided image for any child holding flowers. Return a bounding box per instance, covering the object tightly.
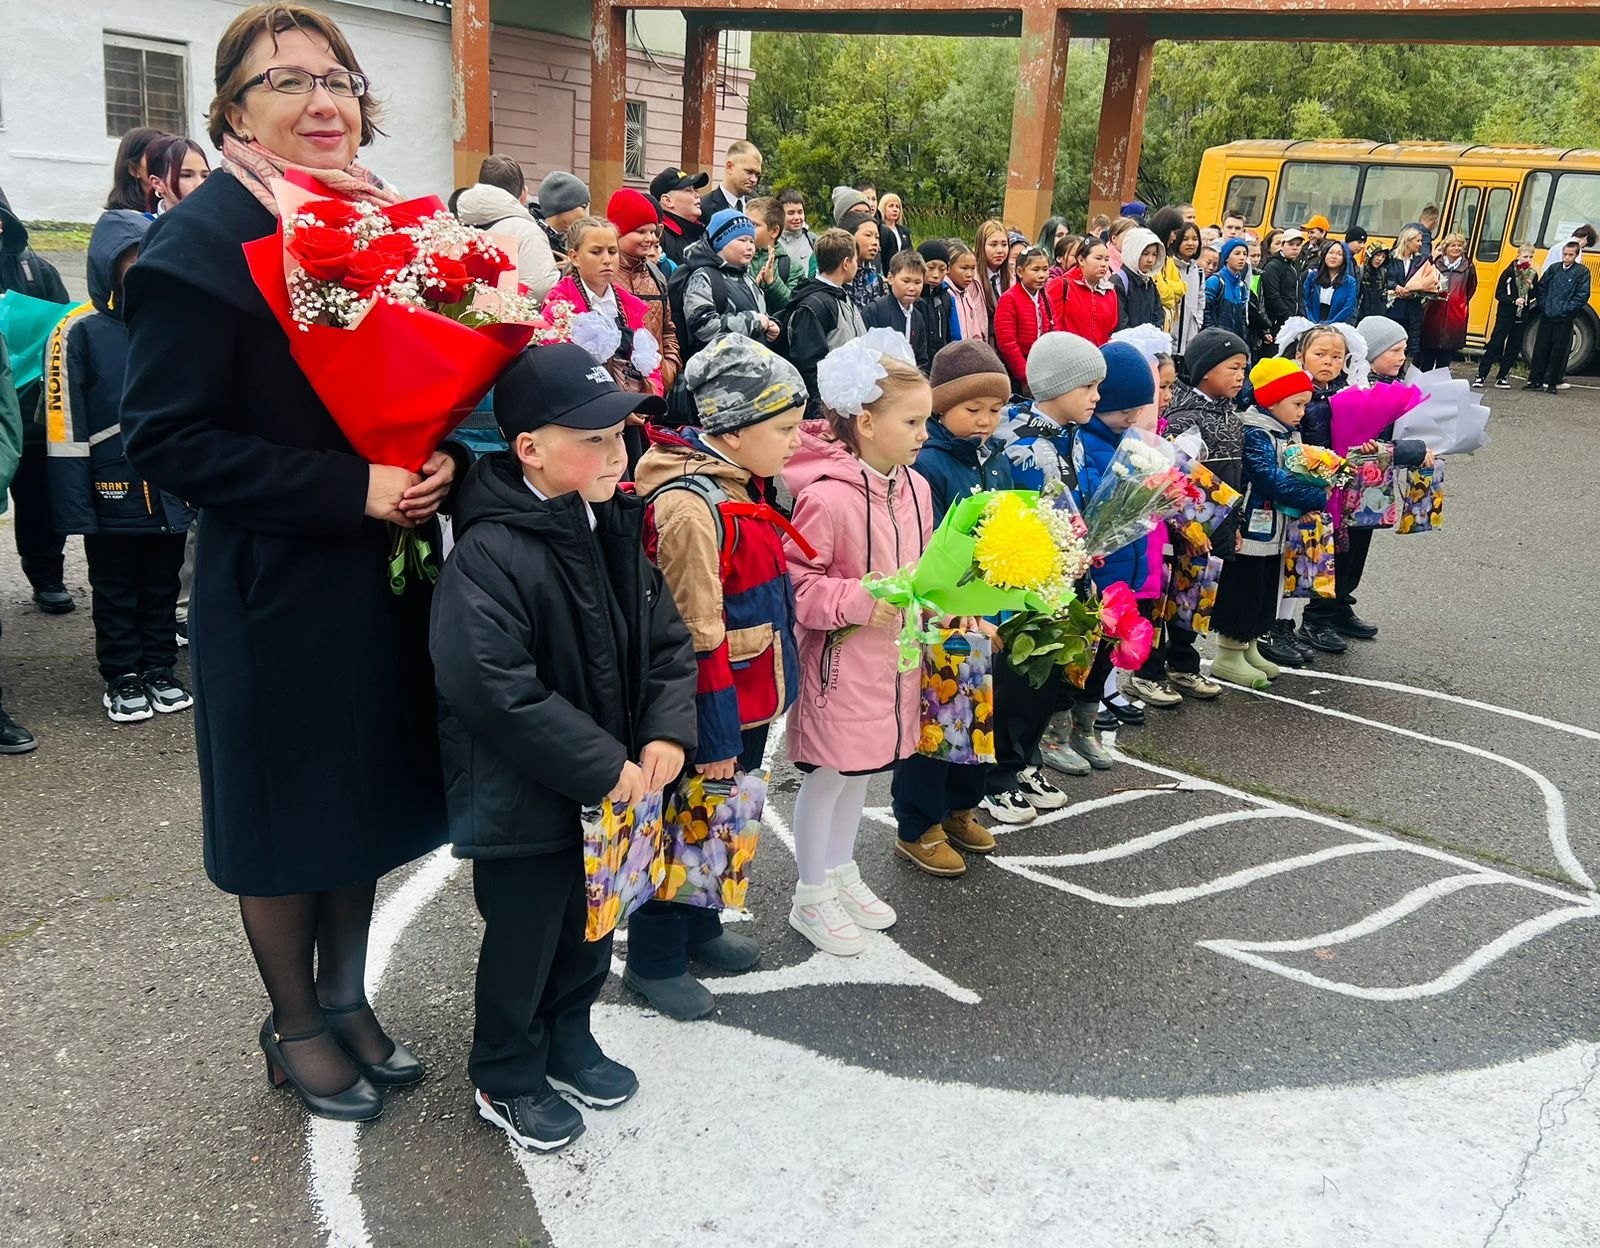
[631,335,810,1018]
[781,330,935,954]
[895,340,1014,874]
[1211,357,1330,689]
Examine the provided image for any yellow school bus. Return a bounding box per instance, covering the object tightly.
[1192,140,1600,369]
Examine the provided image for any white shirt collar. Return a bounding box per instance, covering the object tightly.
[524,477,596,529]
[581,280,617,313]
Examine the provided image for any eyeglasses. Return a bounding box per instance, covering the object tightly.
[239,67,369,99]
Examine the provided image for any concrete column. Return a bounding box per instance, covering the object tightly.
[1002,2,1071,240]
[1087,16,1155,223]
[589,0,629,203]
[450,0,492,190]
[682,19,720,174]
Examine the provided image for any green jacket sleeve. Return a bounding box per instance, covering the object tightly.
[0,337,21,507]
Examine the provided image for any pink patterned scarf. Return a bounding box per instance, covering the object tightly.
[219,134,400,213]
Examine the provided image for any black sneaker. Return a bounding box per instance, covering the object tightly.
[1334,611,1379,640]
[1257,621,1308,668]
[143,668,194,714]
[1521,381,1544,391]
[32,585,74,615]
[1470,377,1485,389]
[549,1056,639,1109]
[1494,378,1511,389]
[0,708,38,755]
[475,1086,585,1153]
[176,619,189,648]
[104,674,154,723]
[1296,622,1349,655]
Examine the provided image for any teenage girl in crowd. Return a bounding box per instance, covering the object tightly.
[946,241,989,344]
[143,134,211,214]
[1149,206,1204,361]
[976,219,1012,325]
[1475,243,1538,389]
[782,334,934,955]
[1302,242,1358,326]
[1045,236,1119,346]
[994,246,1054,394]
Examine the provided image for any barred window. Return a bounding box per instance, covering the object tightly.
[105,34,187,137]
[625,100,647,182]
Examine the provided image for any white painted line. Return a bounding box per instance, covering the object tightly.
[1113,751,1593,907]
[862,786,1174,835]
[1203,904,1600,1001]
[310,847,462,1248]
[1214,680,1595,892]
[1275,668,1600,743]
[996,808,1273,867]
[992,840,1394,908]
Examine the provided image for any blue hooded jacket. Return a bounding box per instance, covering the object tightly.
[1203,239,1253,336]
[1302,242,1359,325]
[913,415,1012,523]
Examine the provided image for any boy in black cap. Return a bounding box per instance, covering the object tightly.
[431,343,698,1155]
[651,167,711,265]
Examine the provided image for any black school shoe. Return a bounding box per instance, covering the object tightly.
[1102,695,1145,726]
[475,1086,585,1154]
[549,1056,639,1109]
[1334,611,1379,640]
[1257,621,1308,668]
[32,585,74,615]
[1297,622,1349,655]
[0,707,38,755]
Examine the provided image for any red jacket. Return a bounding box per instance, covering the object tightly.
[993,282,1054,392]
[1045,268,1119,347]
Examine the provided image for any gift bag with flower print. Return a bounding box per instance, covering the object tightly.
[1283,513,1337,600]
[1396,458,1445,534]
[1171,552,1224,633]
[582,791,666,942]
[917,630,996,765]
[1339,446,1399,529]
[659,772,767,912]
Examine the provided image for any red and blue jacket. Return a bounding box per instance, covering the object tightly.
[635,426,807,764]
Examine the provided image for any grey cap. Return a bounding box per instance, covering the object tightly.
[1026,332,1108,402]
[684,334,807,435]
[537,170,590,216]
[1356,316,1408,361]
[831,185,870,226]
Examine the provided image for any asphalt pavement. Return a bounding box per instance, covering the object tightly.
[2,329,1598,1246]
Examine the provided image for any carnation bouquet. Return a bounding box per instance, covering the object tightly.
[241,172,540,590]
[1081,429,1197,560]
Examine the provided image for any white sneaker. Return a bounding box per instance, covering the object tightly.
[827,862,897,930]
[789,883,865,956]
[980,789,1038,825]
[1016,766,1069,810]
[1125,674,1183,707]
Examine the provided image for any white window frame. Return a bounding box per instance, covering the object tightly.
[103,32,189,137]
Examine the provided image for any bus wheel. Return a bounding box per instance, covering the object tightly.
[1520,312,1597,374]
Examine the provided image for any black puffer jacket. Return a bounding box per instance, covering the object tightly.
[0,186,70,304]
[1259,253,1303,332]
[1164,379,1247,558]
[431,452,698,858]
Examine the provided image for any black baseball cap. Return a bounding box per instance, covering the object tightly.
[494,344,666,439]
[649,167,710,199]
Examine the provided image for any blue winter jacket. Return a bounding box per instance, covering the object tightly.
[914,416,1012,523]
[46,210,193,536]
[1302,244,1359,325]
[1076,415,1147,592]
[1298,376,1347,450]
[1541,259,1592,320]
[1237,409,1329,556]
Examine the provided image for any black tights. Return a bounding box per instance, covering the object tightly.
[240,884,395,1095]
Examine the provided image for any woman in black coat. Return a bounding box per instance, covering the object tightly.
[121,3,457,1122]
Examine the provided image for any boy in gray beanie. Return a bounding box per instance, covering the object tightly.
[1355,316,1409,380]
[627,332,807,1020]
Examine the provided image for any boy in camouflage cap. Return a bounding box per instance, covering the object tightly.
[628,332,809,1020]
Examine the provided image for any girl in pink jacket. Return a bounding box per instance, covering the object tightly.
[781,334,934,958]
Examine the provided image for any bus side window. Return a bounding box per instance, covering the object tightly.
[1476,188,1512,263]
[1511,171,1553,246]
[1224,176,1268,227]
[1451,186,1481,243]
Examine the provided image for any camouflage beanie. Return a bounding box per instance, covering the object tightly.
[683,333,807,434]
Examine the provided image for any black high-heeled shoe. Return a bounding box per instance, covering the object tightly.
[259,1016,383,1122]
[320,1000,426,1087]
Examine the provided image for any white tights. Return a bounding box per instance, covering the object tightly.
[791,766,874,888]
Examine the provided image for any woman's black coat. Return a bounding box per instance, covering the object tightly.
[121,172,452,896]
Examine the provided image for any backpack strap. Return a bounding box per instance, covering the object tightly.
[648,473,817,579]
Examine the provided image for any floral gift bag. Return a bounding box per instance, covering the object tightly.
[918,629,996,765]
[1340,446,1399,529]
[659,771,767,912]
[1396,458,1445,534]
[1283,513,1336,600]
[582,791,667,942]
[1171,552,1224,633]
[1171,455,1244,551]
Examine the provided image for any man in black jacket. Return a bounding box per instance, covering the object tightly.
[863,250,933,373]
[651,167,709,266]
[781,228,868,416]
[701,139,763,219]
[1259,227,1307,343]
[431,345,697,1156]
[0,185,74,613]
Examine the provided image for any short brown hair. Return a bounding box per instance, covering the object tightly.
[207,3,384,149]
[887,250,925,278]
[815,227,857,274]
[479,154,525,198]
[745,196,782,233]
